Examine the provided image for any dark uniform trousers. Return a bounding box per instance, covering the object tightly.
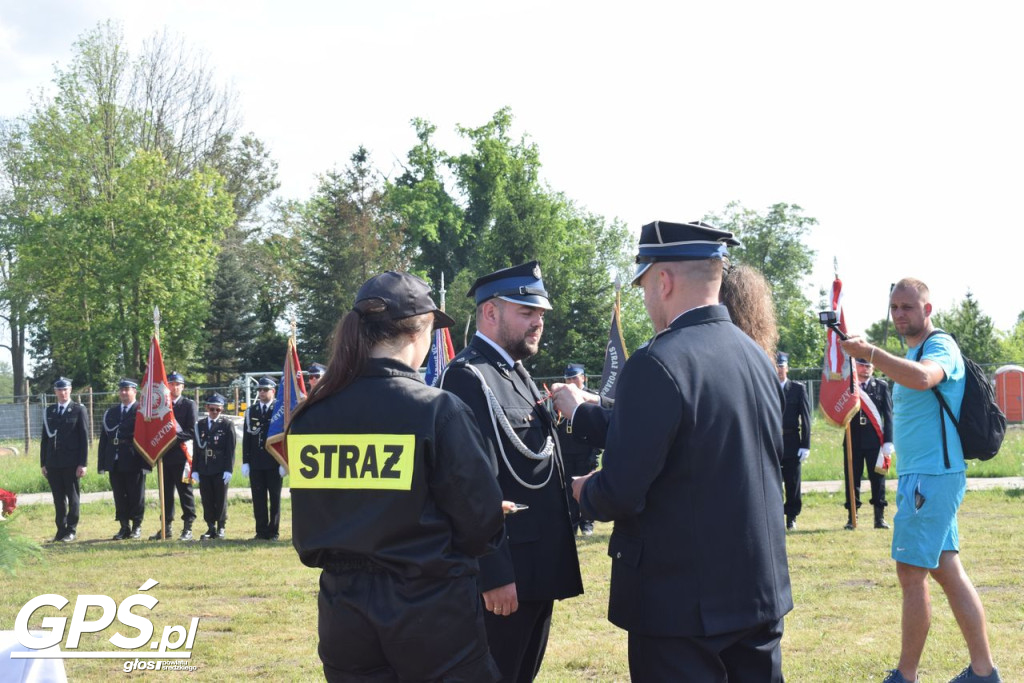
[844,377,893,512]
[439,337,583,683]
[99,404,149,527]
[244,403,281,539]
[157,397,198,530]
[557,421,599,531]
[40,403,88,538]
[196,416,235,530]
[781,380,811,520]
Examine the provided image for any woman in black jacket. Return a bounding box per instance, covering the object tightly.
[288,271,505,683]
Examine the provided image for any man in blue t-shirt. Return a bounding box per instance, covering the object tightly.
[841,278,999,683]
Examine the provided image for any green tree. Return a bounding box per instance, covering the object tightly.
[707,202,819,367]
[933,291,1000,365]
[294,148,409,361]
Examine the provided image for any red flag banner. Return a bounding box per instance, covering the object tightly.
[134,335,179,468]
[819,276,861,427]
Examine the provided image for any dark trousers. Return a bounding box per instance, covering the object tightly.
[483,598,553,683]
[627,618,785,682]
[844,449,888,510]
[250,467,282,538]
[110,470,146,525]
[46,467,80,536]
[158,459,196,529]
[199,474,228,529]
[781,458,802,519]
[318,570,499,682]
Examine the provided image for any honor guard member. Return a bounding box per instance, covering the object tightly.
[843,357,894,530]
[243,376,284,540]
[569,221,792,681]
[192,393,236,540]
[556,364,599,536]
[151,371,198,540]
[98,379,150,539]
[40,377,89,542]
[439,261,583,683]
[778,351,811,530]
[289,271,505,682]
[306,362,326,390]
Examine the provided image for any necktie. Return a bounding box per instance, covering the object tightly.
[514,362,543,403]
[121,406,126,420]
[58,405,64,416]
[208,418,212,430]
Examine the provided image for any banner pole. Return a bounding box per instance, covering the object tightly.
[845,422,857,529]
[154,305,166,540]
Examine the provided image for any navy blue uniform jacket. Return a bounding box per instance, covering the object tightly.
[578,305,793,637]
[40,403,89,469]
[781,380,811,461]
[166,396,197,466]
[846,377,893,453]
[194,415,236,475]
[98,403,149,472]
[440,337,583,601]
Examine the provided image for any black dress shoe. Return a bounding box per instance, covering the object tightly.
[874,518,890,530]
[52,532,65,543]
[149,528,171,540]
[178,529,193,541]
[200,527,217,540]
[786,517,796,530]
[113,527,130,540]
[60,532,76,542]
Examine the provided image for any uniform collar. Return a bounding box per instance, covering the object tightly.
[362,356,424,383]
[474,332,516,368]
[469,335,516,376]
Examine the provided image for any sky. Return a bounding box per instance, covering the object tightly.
[2,0,1023,353]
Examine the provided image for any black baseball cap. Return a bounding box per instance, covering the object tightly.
[354,272,455,329]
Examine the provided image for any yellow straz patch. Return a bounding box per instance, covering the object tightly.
[287,434,415,490]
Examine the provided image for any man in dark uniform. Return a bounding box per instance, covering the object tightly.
[243,377,284,540]
[439,261,583,683]
[98,379,150,539]
[151,371,198,540]
[556,363,600,536]
[843,357,894,530]
[778,351,811,530]
[192,393,236,540]
[306,362,326,391]
[567,221,792,681]
[40,377,89,542]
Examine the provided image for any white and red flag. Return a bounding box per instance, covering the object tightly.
[819,275,861,428]
[133,334,179,468]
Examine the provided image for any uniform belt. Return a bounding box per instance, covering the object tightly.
[322,552,386,574]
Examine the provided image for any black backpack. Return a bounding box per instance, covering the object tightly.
[915,330,1006,467]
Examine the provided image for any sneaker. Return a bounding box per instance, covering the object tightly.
[60,532,76,543]
[883,669,917,683]
[786,517,796,530]
[949,665,1002,682]
[580,521,594,536]
[178,528,193,541]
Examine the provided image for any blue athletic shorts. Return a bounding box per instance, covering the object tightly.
[891,471,966,569]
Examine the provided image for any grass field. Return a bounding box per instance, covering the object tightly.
[1,489,1021,682]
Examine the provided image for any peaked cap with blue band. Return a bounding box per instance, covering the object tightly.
[53,377,72,389]
[206,393,226,406]
[167,371,185,384]
[632,220,741,285]
[118,378,138,389]
[467,260,552,310]
[563,363,585,378]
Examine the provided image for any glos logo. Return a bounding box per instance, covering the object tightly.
[11,579,199,660]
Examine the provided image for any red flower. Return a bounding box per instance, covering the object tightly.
[0,488,16,517]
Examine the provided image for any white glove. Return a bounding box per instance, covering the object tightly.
[278,465,286,477]
[881,442,895,457]
[222,471,232,485]
[797,448,810,464]
[242,464,250,478]
[191,471,200,484]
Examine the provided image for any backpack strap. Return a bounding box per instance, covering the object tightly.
[914,329,957,469]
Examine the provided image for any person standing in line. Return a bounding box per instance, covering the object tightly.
[438,261,583,683]
[843,357,894,530]
[555,363,599,536]
[192,393,235,540]
[564,220,791,681]
[778,351,811,530]
[243,377,284,540]
[289,271,505,682]
[306,363,326,391]
[841,278,1000,683]
[39,377,88,542]
[98,379,149,540]
[151,371,198,540]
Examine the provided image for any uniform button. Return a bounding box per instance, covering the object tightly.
[616,552,622,559]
